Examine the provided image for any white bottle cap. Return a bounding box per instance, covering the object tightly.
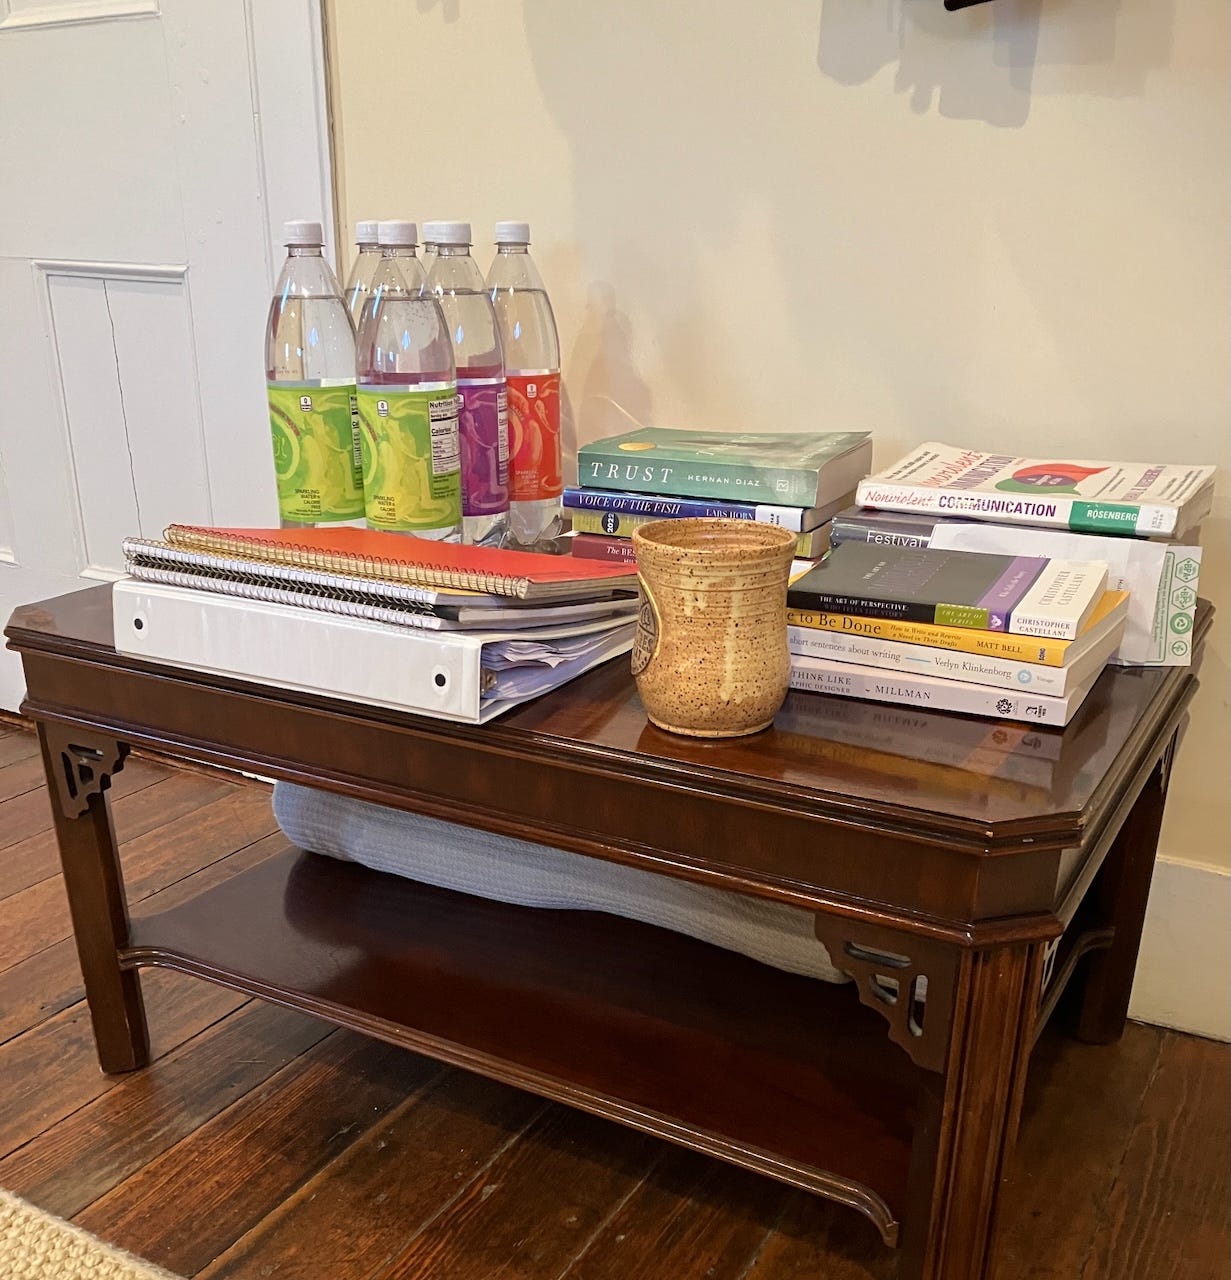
[355,219,379,245]
[421,220,445,245]
[433,221,472,246]
[283,219,324,246]
[494,221,531,245]
[377,219,418,247]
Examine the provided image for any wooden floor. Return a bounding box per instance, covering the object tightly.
[0,721,1227,1280]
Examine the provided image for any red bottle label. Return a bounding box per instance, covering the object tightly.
[506,372,562,502]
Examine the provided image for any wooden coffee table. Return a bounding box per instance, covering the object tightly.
[5,587,1207,1280]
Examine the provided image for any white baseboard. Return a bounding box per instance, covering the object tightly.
[1129,856,1230,1041]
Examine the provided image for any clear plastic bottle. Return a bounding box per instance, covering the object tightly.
[264,219,364,529]
[343,219,382,328]
[427,222,509,547]
[486,221,563,547]
[355,220,461,541]
[420,220,442,274]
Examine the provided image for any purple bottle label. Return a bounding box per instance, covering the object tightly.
[457,376,510,517]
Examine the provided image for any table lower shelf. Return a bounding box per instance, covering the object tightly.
[124,847,920,1243]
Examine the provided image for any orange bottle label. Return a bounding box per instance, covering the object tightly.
[506,372,562,502]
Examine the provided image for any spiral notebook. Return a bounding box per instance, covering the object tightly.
[122,542,640,632]
[157,524,638,601]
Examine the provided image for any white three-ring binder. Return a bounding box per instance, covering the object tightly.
[112,579,634,724]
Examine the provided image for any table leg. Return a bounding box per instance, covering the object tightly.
[899,942,1045,1280]
[1072,750,1171,1045]
[38,723,149,1073]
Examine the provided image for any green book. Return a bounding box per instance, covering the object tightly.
[577,428,873,507]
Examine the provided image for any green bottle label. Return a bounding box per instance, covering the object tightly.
[357,383,462,532]
[267,380,364,523]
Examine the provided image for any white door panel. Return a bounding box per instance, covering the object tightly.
[0,18,182,261]
[0,0,333,708]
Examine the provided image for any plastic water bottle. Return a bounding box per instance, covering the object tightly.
[355,220,461,541]
[264,219,364,529]
[343,219,381,327]
[420,220,442,273]
[427,222,509,547]
[486,222,563,547]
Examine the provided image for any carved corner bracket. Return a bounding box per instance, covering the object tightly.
[40,724,129,819]
[814,916,960,1074]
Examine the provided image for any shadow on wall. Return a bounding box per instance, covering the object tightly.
[562,284,654,480]
[818,0,1175,128]
[512,0,1184,452]
[416,0,461,22]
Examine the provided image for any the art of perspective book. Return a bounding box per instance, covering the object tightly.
[786,541,1109,640]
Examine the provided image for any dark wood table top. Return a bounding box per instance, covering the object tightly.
[5,587,1208,938]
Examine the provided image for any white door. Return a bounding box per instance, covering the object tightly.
[0,0,336,709]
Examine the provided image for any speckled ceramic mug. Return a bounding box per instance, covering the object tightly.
[630,518,797,738]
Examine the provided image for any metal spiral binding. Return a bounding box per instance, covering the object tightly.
[125,558,447,626]
[124,539,462,606]
[163,525,530,598]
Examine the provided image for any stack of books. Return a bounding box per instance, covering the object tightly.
[841,443,1216,669]
[566,428,874,564]
[786,541,1131,726]
[113,524,640,724]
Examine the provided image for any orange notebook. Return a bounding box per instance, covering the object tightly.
[160,524,637,601]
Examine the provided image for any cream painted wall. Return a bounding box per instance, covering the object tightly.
[327,0,1229,873]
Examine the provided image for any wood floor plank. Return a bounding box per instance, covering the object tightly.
[1079,1031,1231,1280]
[0,770,242,903]
[0,728,39,769]
[0,755,171,853]
[0,967,247,1158]
[75,1033,446,1277]
[745,1188,895,1280]
[373,1107,663,1280]
[198,1070,547,1280]
[0,753,46,803]
[996,1023,1165,1278]
[559,1147,790,1280]
[0,1000,329,1218]
[0,785,277,974]
[0,831,292,1048]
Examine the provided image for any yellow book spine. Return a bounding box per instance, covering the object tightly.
[569,510,655,537]
[784,609,1072,668]
[571,510,820,556]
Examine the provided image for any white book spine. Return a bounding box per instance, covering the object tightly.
[786,626,1078,696]
[788,654,1094,726]
[1007,561,1108,640]
[854,482,1179,537]
[752,503,810,530]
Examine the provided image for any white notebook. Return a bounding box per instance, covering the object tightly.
[112,579,635,724]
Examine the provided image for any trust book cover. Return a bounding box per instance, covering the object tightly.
[578,429,872,506]
[787,542,1109,639]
